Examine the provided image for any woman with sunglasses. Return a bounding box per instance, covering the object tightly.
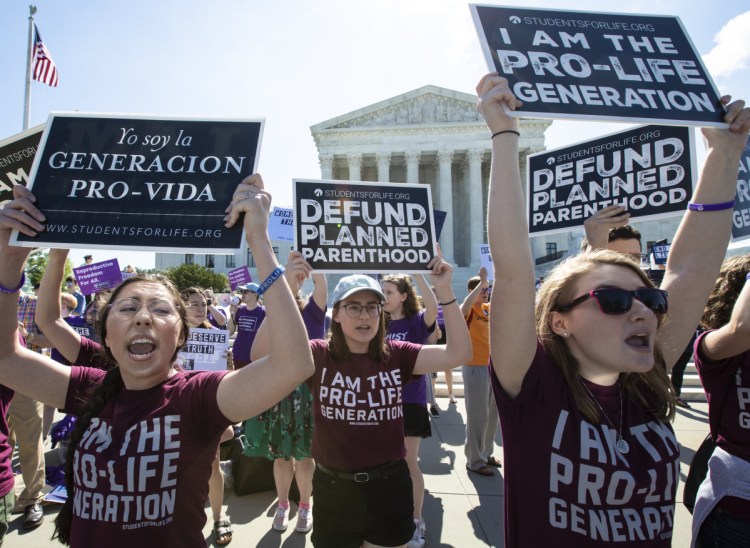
[308,262,471,548]
[380,272,438,548]
[691,254,750,546]
[477,72,750,547]
[0,176,314,546]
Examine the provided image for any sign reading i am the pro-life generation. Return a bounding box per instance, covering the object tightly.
[527,124,695,236]
[731,137,750,243]
[0,126,44,208]
[294,179,437,273]
[10,113,264,253]
[177,328,229,372]
[470,5,725,126]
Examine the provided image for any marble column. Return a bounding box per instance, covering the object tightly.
[347,153,362,181]
[376,152,391,182]
[467,149,484,266]
[437,150,454,263]
[319,154,334,179]
[405,151,421,184]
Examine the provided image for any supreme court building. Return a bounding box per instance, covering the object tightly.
[156,85,682,278]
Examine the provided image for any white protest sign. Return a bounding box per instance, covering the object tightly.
[177,328,228,372]
[268,206,294,242]
[479,244,494,281]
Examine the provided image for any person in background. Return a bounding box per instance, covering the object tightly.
[691,254,750,546]
[205,288,228,330]
[461,268,501,476]
[64,277,85,317]
[229,283,266,369]
[249,251,327,535]
[478,71,750,547]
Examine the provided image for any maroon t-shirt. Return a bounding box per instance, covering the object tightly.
[63,366,231,546]
[308,338,421,471]
[491,343,679,547]
[694,330,750,518]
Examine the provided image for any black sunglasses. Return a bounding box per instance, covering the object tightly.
[555,287,668,315]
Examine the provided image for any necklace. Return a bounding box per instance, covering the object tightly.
[578,378,630,454]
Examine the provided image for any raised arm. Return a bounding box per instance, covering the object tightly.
[460,267,488,318]
[413,256,472,375]
[217,175,315,422]
[701,278,750,361]
[478,73,538,398]
[310,272,328,311]
[0,185,71,408]
[659,98,750,368]
[583,205,631,251]
[414,273,438,329]
[35,247,85,363]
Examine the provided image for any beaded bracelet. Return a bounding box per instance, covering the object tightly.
[439,298,457,306]
[491,129,520,139]
[0,273,25,294]
[255,266,286,297]
[686,200,735,212]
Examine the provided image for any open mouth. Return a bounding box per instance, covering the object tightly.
[625,333,650,350]
[128,338,156,359]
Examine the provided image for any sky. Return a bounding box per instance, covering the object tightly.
[2,0,750,269]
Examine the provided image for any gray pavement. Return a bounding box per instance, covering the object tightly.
[5,397,709,547]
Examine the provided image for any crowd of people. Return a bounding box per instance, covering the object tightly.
[0,75,746,547]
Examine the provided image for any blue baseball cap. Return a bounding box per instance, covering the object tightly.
[331,275,385,307]
[241,283,260,293]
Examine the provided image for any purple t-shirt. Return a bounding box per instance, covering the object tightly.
[386,311,433,405]
[63,366,231,546]
[491,342,679,547]
[207,308,227,330]
[694,330,750,518]
[308,339,421,471]
[302,298,326,341]
[51,317,97,365]
[232,305,266,361]
[0,339,18,498]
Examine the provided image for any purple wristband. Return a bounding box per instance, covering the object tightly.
[0,272,25,294]
[686,200,735,212]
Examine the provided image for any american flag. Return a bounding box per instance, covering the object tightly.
[32,24,58,87]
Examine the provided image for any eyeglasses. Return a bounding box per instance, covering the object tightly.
[108,298,179,320]
[339,303,382,318]
[555,287,668,315]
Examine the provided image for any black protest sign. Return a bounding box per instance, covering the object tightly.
[731,137,750,242]
[10,113,263,252]
[0,126,43,208]
[470,5,724,126]
[527,125,694,236]
[294,179,436,273]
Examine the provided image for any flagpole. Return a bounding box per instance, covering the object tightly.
[23,5,37,130]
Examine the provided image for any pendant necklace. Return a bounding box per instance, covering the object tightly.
[578,378,630,454]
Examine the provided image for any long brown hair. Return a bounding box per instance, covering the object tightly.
[381,274,421,319]
[701,254,750,330]
[182,286,213,329]
[53,275,190,543]
[536,250,675,423]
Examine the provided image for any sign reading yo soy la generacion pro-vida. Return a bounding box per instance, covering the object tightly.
[9,113,263,253]
[527,124,695,236]
[470,5,725,126]
[0,126,43,208]
[294,179,437,273]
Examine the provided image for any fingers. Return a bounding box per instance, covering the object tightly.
[724,99,750,133]
[585,205,630,225]
[224,175,272,228]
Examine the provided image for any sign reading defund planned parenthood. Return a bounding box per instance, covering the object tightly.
[294,179,437,273]
[0,126,43,208]
[470,5,725,126]
[10,113,263,252]
[527,125,695,236]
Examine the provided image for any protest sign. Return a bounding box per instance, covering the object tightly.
[268,206,294,242]
[294,179,436,273]
[731,137,750,243]
[433,209,447,242]
[470,5,725,126]
[73,258,123,295]
[227,266,252,290]
[479,244,494,280]
[527,124,695,236]
[651,243,670,266]
[10,113,263,252]
[177,328,229,372]
[0,126,43,208]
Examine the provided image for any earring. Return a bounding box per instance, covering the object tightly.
[562,332,569,337]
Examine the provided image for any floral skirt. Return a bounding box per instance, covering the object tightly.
[241,383,313,461]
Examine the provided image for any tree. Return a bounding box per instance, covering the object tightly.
[166,263,228,292]
[25,251,74,290]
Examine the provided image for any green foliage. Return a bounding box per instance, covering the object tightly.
[25,251,74,289]
[165,263,228,292]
